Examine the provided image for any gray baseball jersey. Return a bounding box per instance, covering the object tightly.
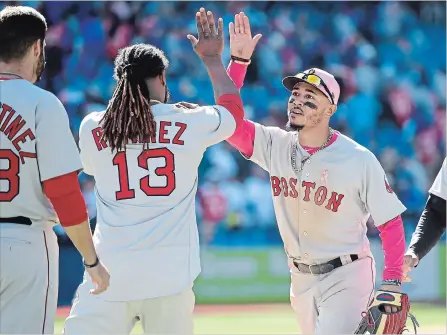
[429,157,446,201]
[0,78,82,334]
[245,122,406,263]
[78,103,235,301]
[0,79,83,227]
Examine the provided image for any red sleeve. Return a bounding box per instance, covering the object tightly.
[42,171,88,227]
[217,94,244,129]
[377,215,406,281]
[226,119,255,158]
[227,61,248,89]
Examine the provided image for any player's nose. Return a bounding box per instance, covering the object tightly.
[288,96,303,106]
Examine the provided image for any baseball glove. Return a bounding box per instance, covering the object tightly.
[354,290,419,334]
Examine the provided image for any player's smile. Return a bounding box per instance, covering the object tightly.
[289,111,304,121]
[290,106,304,115]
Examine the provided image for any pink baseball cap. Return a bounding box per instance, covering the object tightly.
[282,68,340,105]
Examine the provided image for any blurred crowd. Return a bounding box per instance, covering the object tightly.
[4,1,445,246]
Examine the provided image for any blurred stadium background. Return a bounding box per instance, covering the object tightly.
[2,0,446,333]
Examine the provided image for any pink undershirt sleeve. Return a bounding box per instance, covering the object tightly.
[227,61,248,89]
[377,215,406,281]
[226,119,255,158]
[226,61,254,157]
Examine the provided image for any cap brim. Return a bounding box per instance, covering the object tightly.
[282,76,319,92]
[282,76,331,102]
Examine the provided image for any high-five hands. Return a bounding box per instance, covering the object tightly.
[187,7,224,59]
[229,12,262,60]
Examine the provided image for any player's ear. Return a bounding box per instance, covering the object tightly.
[159,71,166,87]
[325,105,337,117]
[32,39,42,58]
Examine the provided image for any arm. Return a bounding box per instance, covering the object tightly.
[187,8,244,128]
[224,12,263,156]
[407,194,446,262]
[227,61,248,89]
[42,172,96,265]
[226,119,255,158]
[377,215,406,281]
[36,92,109,294]
[227,11,261,89]
[407,159,447,263]
[36,95,96,262]
[224,58,253,155]
[43,172,109,295]
[202,55,239,103]
[360,153,407,286]
[403,161,446,282]
[188,9,239,103]
[202,57,245,130]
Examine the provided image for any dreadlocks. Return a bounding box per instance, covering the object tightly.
[101,43,169,152]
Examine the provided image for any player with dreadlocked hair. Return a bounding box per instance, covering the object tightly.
[100,43,170,152]
[65,8,246,335]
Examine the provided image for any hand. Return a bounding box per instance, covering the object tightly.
[85,261,110,295]
[379,284,402,313]
[175,101,200,109]
[402,254,419,283]
[229,12,262,60]
[187,8,223,59]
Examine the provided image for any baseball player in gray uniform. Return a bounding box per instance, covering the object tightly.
[403,157,446,281]
[63,8,244,335]
[224,13,409,334]
[0,6,109,334]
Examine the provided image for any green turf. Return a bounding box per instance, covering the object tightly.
[54,303,446,334]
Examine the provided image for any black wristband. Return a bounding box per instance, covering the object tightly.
[382,279,402,286]
[83,256,99,268]
[231,55,250,63]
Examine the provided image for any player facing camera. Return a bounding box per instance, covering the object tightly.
[283,68,339,132]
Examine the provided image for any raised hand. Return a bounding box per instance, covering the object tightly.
[229,12,262,60]
[187,7,224,59]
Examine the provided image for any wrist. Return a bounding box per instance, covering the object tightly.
[202,55,222,65]
[231,59,251,66]
[83,255,99,268]
[405,249,419,259]
[231,55,251,64]
[381,279,402,287]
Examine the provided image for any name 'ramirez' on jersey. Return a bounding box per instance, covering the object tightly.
[78,103,236,301]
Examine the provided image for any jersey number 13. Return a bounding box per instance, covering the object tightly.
[113,148,176,200]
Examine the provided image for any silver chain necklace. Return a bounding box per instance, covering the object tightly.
[291,128,334,173]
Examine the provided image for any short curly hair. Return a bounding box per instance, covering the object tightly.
[0,6,47,61]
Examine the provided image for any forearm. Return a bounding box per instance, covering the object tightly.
[43,171,97,264]
[63,221,98,264]
[224,60,254,156]
[202,56,239,103]
[407,194,446,261]
[377,215,406,281]
[227,60,248,90]
[226,119,255,157]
